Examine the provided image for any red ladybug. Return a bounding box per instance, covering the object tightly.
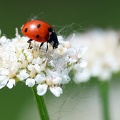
[22,20,59,50]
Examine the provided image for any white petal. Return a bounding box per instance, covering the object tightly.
[40,61,47,71]
[0,36,10,44]
[18,54,25,61]
[73,64,84,73]
[35,73,45,83]
[21,60,28,68]
[7,79,15,89]
[67,48,76,57]
[17,69,29,81]
[61,74,70,84]
[28,64,34,71]
[11,62,20,73]
[79,59,87,68]
[32,57,42,65]
[46,69,59,77]
[0,69,9,76]
[27,55,33,62]
[0,76,9,89]
[52,77,62,84]
[26,78,35,87]
[69,58,77,64]
[50,86,63,97]
[34,64,41,73]
[74,71,90,83]
[78,46,88,58]
[48,60,55,67]
[37,84,48,96]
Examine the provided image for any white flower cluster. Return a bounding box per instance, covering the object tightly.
[69,29,120,81]
[0,29,87,97]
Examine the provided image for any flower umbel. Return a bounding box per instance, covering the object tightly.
[69,29,120,81]
[0,30,87,97]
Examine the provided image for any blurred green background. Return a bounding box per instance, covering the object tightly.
[1,0,120,37]
[0,0,120,120]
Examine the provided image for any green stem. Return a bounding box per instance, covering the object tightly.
[99,81,110,120]
[32,86,50,120]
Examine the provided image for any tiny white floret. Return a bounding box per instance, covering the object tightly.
[26,78,35,87]
[37,84,48,96]
[7,79,15,89]
[50,86,63,97]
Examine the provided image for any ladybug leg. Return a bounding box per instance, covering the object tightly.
[46,42,48,52]
[27,39,33,49]
[39,42,48,52]
[39,42,44,49]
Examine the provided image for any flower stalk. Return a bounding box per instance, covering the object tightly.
[32,86,50,120]
[99,81,110,120]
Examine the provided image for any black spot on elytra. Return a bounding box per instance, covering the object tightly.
[36,35,40,38]
[37,24,41,28]
[24,28,28,33]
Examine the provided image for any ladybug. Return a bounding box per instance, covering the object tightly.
[21,20,59,50]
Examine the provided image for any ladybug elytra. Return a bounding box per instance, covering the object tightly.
[21,20,59,50]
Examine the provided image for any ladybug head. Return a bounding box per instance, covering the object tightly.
[48,28,59,49]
